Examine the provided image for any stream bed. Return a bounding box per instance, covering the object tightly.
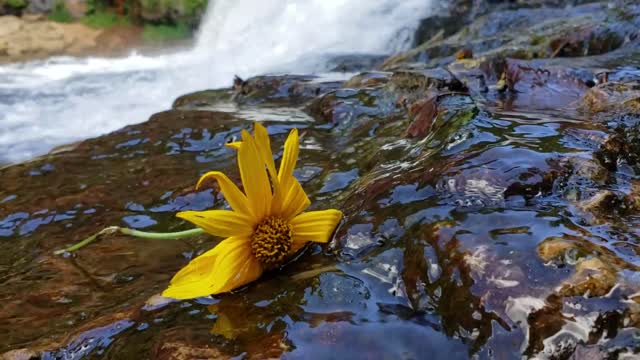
[2,1,640,359]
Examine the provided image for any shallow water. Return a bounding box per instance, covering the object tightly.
[2,1,640,358]
[1,86,639,357]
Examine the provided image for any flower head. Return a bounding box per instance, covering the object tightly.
[163,123,342,299]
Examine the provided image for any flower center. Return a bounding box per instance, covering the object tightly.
[251,217,293,268]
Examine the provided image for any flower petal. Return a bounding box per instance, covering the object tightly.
[225,141,242,150]
[195,171,251,215]
[177,210,254,238]
[278,128,299,192]
[291,209,342,244]
[254,123,278,182]
[162,236,250,299]
[279,178,310,220]
[239,130,272,219]
[213,249,263,294]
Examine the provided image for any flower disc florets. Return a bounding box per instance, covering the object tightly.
[251,217,293,268]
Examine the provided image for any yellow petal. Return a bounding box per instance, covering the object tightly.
[278,128,299,192]
[255,123,282,213]
[162,236,250,299]
[195,171,251,215]
[254,123,278,182]
[291,209,342,244]
[177,210,254,238]
[239,130,272,219]
[165,236,245,286]
[279,178,310,220]
[225,141,242,150]
[213,248,263,293]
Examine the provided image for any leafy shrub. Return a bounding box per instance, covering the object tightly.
[48,2,74,23]
[5,0,27,9]
[142,22,191,43]
[81,11,130,28]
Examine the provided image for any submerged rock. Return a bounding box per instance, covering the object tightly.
[580,81,640,117]
[231,75,343,106]
[3,0,640,358]
[558,258,618,297]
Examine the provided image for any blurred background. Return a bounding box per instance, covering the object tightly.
[0,0,431,164]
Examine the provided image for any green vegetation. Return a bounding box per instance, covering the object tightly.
[81,11,130,28]
[530,35,546,46]
[142,22,191,43]
[181,0,208,16]
[43,0,197,42]
[48,2,74,23]
[140,0,207,19]
[5,0,27,9]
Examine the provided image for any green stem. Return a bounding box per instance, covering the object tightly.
[54,226,205,255]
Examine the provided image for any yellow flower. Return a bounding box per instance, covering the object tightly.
[162,123,343,299]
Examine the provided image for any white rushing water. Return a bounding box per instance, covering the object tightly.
[0,0,431,164]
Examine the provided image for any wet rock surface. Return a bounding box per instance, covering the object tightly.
[2,0,640,358]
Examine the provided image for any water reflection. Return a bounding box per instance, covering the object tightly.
[1,82,639,358]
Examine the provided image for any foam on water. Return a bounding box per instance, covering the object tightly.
[0,0,431,164]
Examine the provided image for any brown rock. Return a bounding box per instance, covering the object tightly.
[455,48,473,60]
[404,96,438,138]
[537,237,577,263]
[1,349,39,360]
[558,258,617,297]
[578,190,621,216]
[155,342,229,360]
[21,14,44,22]
[579,82,640,115]
[0,16,22,37]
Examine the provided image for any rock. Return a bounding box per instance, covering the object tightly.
[342,71,391,89]
[380,29,444,70]
[3,1,640,358]
[306,86,401,129]
[326,54,387,72]
[403,96,438,138]
[389,67,466,94]
[578,190,623,217]
[537,237,582,265]
[172,89,232,109]
[412,0,471,46]
[558,258,618,297]
[389,1,640,73]
[625,181,640,211]
[593,133,630,171]
[1,349,39,360]
[26,0,55,14]
[0,15,21,37]
[21,13,43,21]
[232,75,342,106]
[0,15,103,62]
[154,342,229,360]
[579,82,640,115]
[62,23,100,55]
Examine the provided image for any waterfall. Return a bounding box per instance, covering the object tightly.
[0,0,431,164]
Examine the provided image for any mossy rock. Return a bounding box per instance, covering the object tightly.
[172,89,232,109]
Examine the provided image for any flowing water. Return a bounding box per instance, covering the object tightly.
[2,1,640,359]
[0,0,428,164]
